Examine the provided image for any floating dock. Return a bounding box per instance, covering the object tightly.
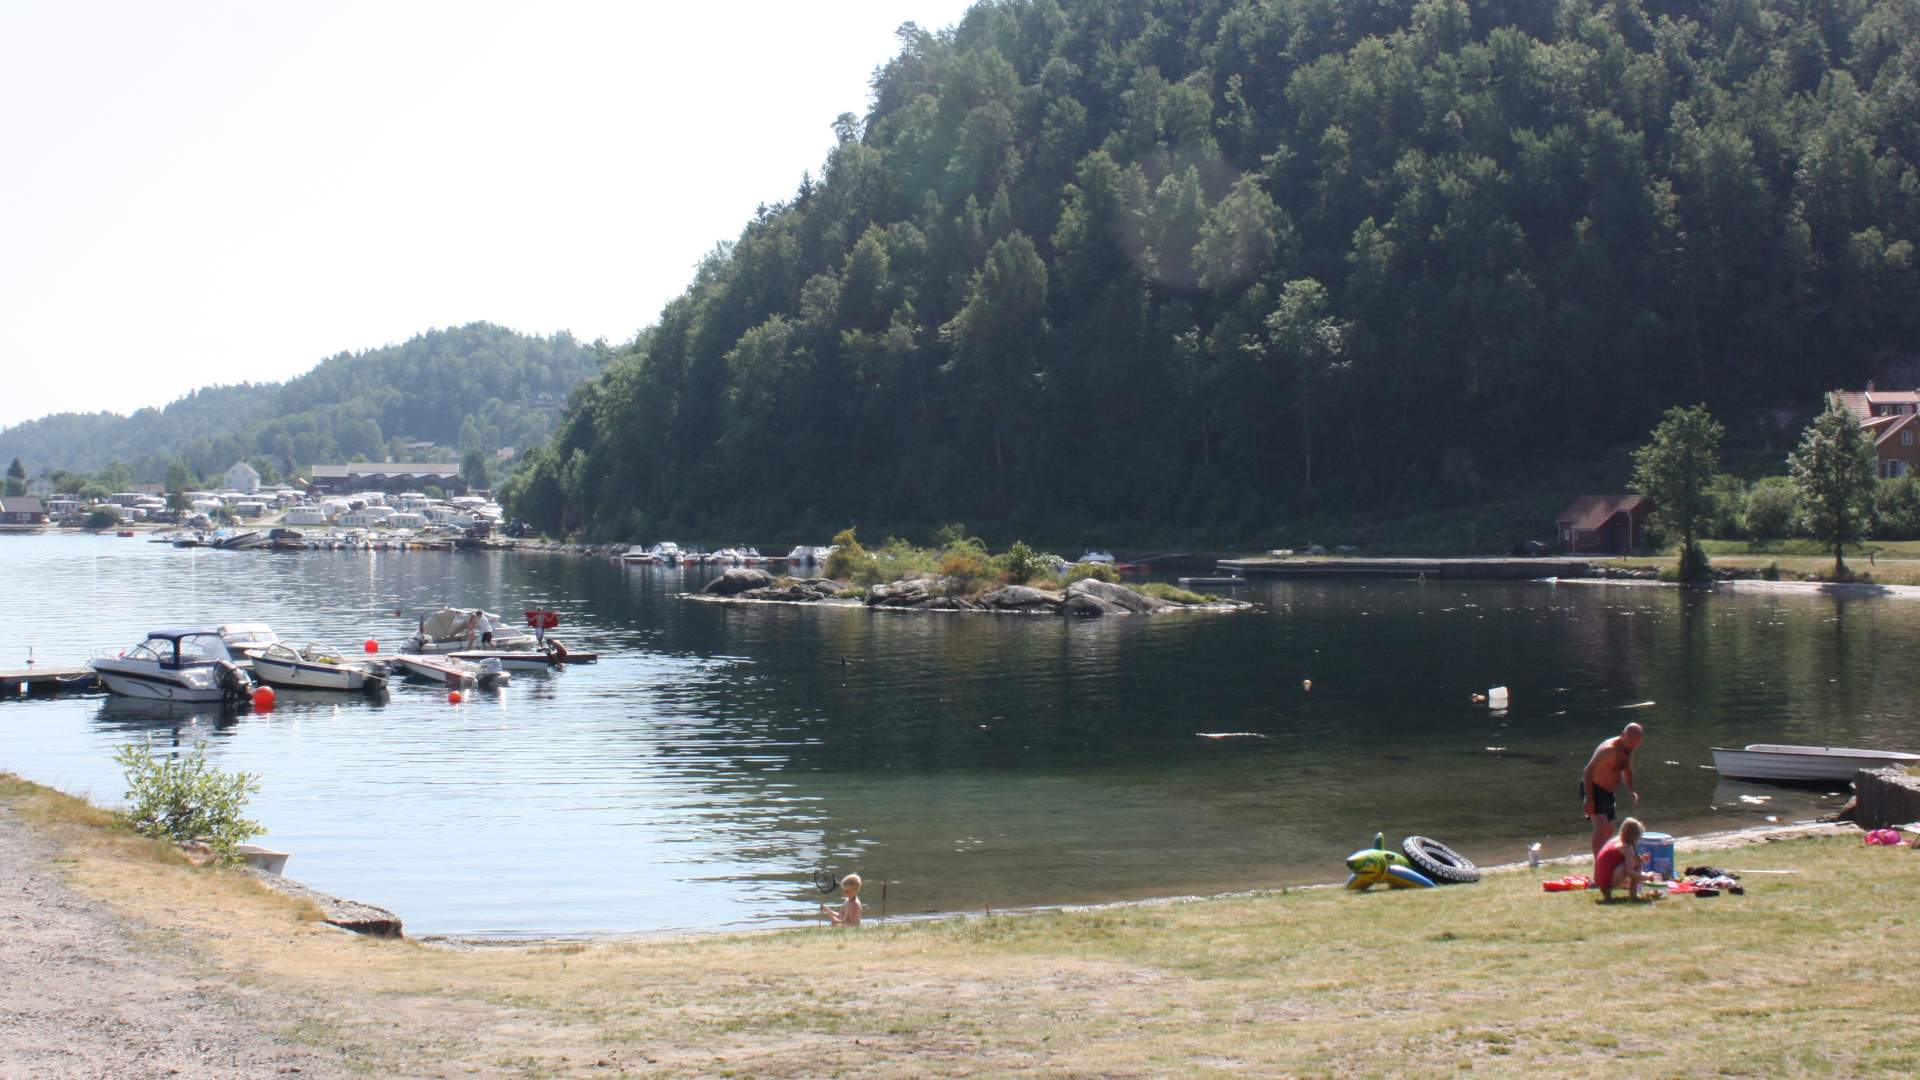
[1217,557,1590,581]
[1,665,99,696]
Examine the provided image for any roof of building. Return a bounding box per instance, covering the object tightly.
[309,463,460,479]
[1832,388,1920,422]
[1868,411,1920,446]
[1556,494,1650,530]
[0,495,46,514]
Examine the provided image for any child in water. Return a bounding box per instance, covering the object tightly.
[823,873,862,927]
[1595,817,1648,901]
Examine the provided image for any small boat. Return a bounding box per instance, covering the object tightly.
[391,653,510,690]
[90,628,255,703]
[252,642,389,694]
[448,644,597,670]
[217,623,281,662]
[402,608,541,654]
[1710,743,1920,783]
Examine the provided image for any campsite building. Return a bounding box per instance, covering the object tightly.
[306,463,465,496]
[1556,495,1652,555]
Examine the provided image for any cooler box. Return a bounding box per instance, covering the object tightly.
[1639,832,1675,879]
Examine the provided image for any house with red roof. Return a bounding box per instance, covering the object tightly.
[1555,495,1652,555]
[1830,383,1920,479]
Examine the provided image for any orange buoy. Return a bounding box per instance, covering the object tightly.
[447,690,462,704]
[252,686,276,710]
[364,638,379,653]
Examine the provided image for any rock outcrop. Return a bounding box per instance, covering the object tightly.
[1065,578,1174,613]
[976,585,1065,612]
[704,568,775,595]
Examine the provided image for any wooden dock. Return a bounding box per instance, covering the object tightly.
[1217,557,1590,581]
[1,665,99,696]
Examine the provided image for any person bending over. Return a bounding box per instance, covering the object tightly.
[1595,817,1648,901]
[1581,722,1644,857]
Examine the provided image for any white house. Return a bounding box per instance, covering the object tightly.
[224,461,262,494]
[283,506,328,526]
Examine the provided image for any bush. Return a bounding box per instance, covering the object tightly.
[1678,541,1713,582]
[995,540,1053,585]
[1745,477,1801,540]
[940,549,993,588]
[822,527,871,581]
[1064,562,1121,585]
[85,507,121,530]
[1873,475,1920,539]
[113,741,262,860]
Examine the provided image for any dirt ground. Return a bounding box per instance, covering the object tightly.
[0,804,343,1079]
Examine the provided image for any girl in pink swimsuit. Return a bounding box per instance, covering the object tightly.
[1596,817,1647,900]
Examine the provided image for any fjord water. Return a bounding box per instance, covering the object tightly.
[4,533,1914,935]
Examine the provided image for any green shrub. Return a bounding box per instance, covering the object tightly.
[1678,542,1713,582]
[995,540,1053,585]
[823,527,871,581]
[1745,477,1802,540]
[85,507,121,530]
[940,549,993,589]
[1761,560,1781,581]
[114,741,262,860]
[1064,562,1121,585]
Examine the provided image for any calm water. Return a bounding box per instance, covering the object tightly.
[2,533,1913,935]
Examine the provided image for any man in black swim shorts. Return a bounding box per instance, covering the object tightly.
[1581,722,1643,857]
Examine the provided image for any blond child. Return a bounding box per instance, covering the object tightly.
[822,873,862,927]
[1595,817,1648,900]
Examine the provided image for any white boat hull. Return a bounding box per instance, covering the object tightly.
[1711,744,1920,783]
[252,654,381,691]
[91,666,228,702]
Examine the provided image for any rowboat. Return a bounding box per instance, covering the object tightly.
[1710,743,1920,783]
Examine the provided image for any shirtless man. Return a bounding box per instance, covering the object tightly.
[1581,722,1644,857]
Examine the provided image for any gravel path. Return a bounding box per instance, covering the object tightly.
[0,804,344,1079]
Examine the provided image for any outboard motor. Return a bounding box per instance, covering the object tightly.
[215,660,254,704]
[476,657,509,691]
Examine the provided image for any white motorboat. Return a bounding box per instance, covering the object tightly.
[391,653,509,690]
[217,623,280,661]
[1710,743,1920,783]
[619,544,655,563]
[402,608,540,654]
[252,642,388,694]
[90,628,255,703]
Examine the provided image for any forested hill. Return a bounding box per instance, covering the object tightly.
[1,323,601,482]
[509,0,1920,540]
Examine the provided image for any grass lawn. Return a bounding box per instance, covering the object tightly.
[1604,542,1920,585]
[6,773,1919,1077]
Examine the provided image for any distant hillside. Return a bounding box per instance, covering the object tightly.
[0,323,602,483]
[509,0,1920,541]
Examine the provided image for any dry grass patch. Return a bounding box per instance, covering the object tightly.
[7,772,1920,1076]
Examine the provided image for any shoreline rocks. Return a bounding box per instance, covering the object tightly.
[695,570,1247,617]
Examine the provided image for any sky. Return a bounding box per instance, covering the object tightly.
[0,0,979,429]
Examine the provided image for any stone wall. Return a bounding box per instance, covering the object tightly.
[1853,767,1920,829]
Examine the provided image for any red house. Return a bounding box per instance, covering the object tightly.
[1830,384,1920,479]
[1556,495,1652,555]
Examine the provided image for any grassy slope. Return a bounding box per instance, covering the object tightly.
[5,773,1916,1077]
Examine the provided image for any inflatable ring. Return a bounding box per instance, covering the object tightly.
[1402,836,1480,884]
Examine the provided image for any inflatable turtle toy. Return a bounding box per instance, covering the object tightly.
[1345,832,1436,890]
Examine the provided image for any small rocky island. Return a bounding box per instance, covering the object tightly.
[694,568,1248,617]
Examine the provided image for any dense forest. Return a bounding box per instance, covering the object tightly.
[1,324,601,485]
[507,0,1920,542]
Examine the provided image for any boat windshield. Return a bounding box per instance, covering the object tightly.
[172,634,232,665]
[261,642,301,663]
[124,640,166,662]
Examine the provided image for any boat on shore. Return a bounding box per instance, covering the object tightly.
[1710,743,1920,783]
[89,628,255,703]
[252,642,389,695]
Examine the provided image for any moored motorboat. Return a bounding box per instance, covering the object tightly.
[448,643,597,670]
[252,642,389,695]
[90,628,255,703]
[402,608,540,654]
[391,653,510,690]
[217,623,280,663]
[1710,743,1920,783]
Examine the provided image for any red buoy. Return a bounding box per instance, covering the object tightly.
[252,686,276,711]
[447,690,462,705]
[364,638,379,654]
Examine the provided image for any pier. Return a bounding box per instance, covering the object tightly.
[1216,556,1590,580]
[1,665,99,696]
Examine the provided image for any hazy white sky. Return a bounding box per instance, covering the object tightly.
[0,1,977,428]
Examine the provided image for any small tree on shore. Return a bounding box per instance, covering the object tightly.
[1631,404,1723,580]
[1789,399,1876,578]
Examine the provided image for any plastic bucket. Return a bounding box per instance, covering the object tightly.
[1639,832,1675,879]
